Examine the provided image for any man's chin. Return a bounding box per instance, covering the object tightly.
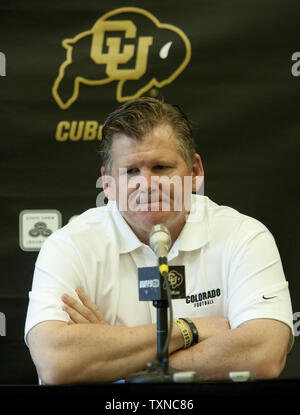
[120,207,187,244]
[133,208,184,232]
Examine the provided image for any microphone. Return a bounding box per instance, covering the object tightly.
[149,224,171,275]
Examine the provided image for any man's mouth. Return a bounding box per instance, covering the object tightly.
[134,200,173,212]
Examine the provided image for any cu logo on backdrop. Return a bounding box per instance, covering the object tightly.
[52,7,191,109]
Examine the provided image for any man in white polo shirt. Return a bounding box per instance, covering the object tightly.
[25,98,293,384]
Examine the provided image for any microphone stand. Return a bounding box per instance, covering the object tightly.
[126,271,174,382]
[126,268,200,383]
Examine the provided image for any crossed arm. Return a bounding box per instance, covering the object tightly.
[27,288,291,385]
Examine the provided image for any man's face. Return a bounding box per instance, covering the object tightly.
[102,123,203,244]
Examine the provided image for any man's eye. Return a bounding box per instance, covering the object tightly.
[155,165,169,170]
[127,168,139,175]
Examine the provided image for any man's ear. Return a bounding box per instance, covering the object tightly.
[101,166,116,201]
[192,153,204,193]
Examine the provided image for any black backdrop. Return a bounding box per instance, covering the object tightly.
[0,0,300,384]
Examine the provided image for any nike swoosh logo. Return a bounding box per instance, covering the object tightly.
[262,295,278,300]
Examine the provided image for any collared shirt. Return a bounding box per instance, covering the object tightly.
[24,195,294,345]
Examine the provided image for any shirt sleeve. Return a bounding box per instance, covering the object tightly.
[226,218,294,349]
[24,231,84,345]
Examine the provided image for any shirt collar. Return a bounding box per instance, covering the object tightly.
[177,194,209,252]
[109,201,144,254]
[108,194,209,255]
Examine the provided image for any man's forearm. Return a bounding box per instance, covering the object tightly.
[52,323,159,384]
[169,319,290,380]
[32,321,183,384]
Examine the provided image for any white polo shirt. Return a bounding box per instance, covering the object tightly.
[24,195,294,345]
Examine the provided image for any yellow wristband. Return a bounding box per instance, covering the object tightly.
[174,318,192,349]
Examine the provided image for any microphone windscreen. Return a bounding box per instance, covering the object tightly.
[149,224,171,257]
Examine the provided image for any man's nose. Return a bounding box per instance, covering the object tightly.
[138,169,153,193]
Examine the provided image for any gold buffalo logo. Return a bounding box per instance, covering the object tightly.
[163,270,184,291]
[52,7,191,109]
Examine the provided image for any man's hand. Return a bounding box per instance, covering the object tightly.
[62,288,108,326]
